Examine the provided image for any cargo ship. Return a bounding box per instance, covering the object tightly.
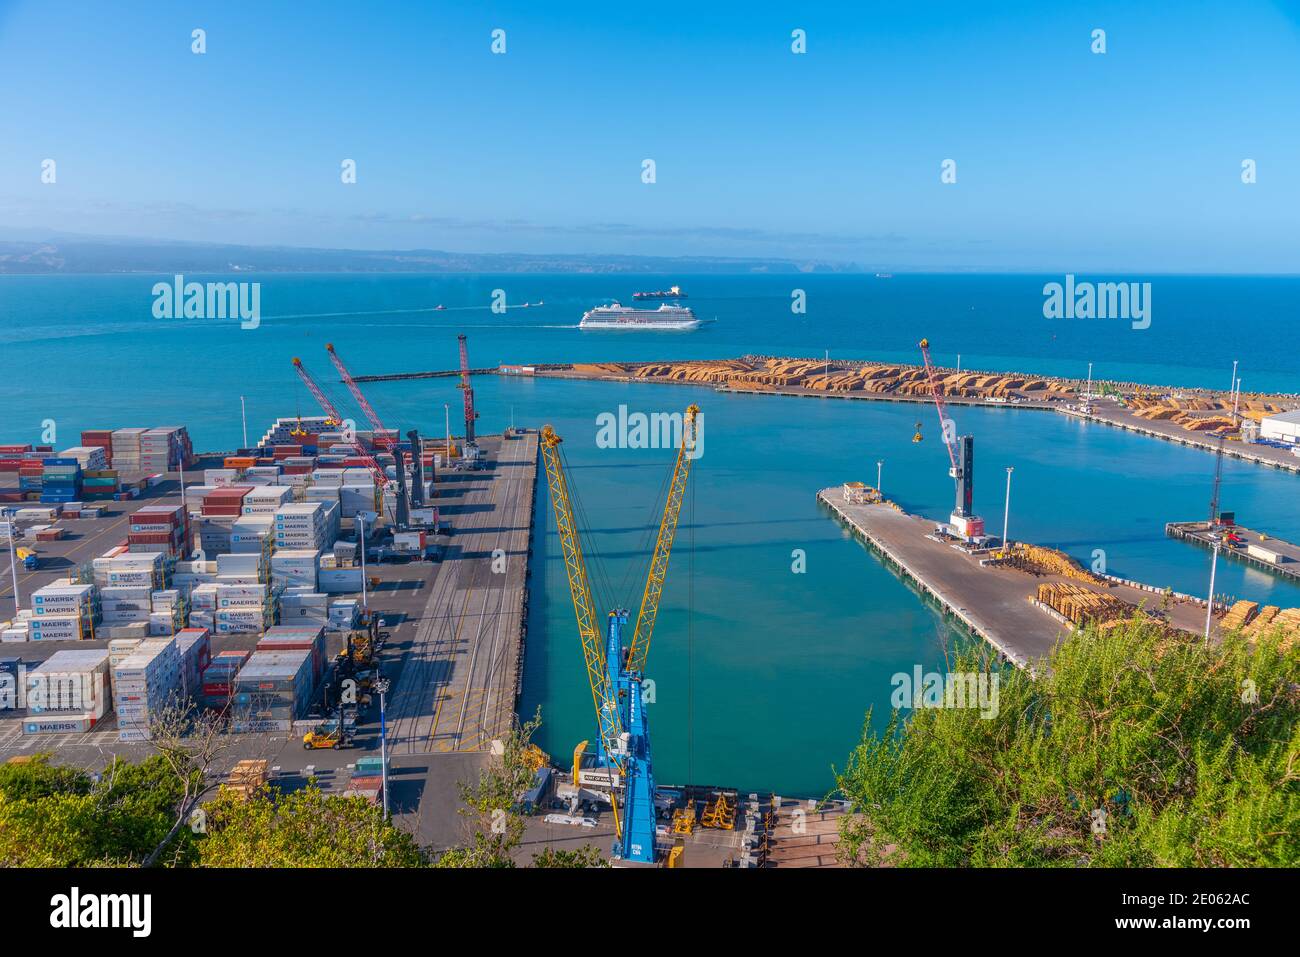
[632,285,687,300]
[579,302,701,331]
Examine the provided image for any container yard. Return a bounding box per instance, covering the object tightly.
[0,379,502,765]
[0,352,553,860]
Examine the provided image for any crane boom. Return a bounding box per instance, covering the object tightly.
[292,358,390,489]
[918,338,960,474]
[918,339,980,533]
[1209,433,1226,525]
[627,404,699,675]
[293,357,343,426]
[325,343,396,449]
[539,426,626,834]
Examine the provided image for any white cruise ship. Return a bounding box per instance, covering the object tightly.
[579,302,701,331]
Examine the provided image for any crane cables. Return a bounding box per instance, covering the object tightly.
[618,459,676,611]
[555,441,617,620]
[686,470,696,789]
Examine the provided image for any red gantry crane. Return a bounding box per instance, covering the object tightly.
[454,334,482,469]
[918,338,984,542]
[292,357,390,490]
[457,334,479,448]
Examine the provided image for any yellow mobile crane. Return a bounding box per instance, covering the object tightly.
[539,404,700,864]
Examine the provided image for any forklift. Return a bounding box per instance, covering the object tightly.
[303,716,353,750]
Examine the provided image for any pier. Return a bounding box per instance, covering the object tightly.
[1062,406,1300,474]
[385,430,538,754]
[350,367,495,383]
[820,490,1063,670]
[1166,520,1300,582]
[819,488,1221,671]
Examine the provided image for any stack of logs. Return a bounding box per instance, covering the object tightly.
[1036,581,1134,626]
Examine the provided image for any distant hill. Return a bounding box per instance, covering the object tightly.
[0,234,863,275]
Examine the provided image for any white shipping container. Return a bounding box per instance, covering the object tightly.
[96,553,164,572]
[103,571,158,587]
[241,487,292,513]
[217,584,267,607]
[216,553,265,577]
[29,618,83,640]
[318,568,363,593]
[101,585,153,603]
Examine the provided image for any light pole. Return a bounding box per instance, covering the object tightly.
[876,460,883,496]
[444,403,451,458]
[357,514,368,612]
[375,674,391,817]
[1229,360,1238,396]
[240,395,249,450]
[1002,467,1014,550]
[1203,539,1220,644]
[3,508,20,616]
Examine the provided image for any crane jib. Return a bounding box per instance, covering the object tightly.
[539,407,698,865]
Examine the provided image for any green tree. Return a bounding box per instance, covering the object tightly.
[836,618,1300,867]
[0,754,196,867]
[0,753,90,801]
[531,844,609,868]
[198,785,425,867]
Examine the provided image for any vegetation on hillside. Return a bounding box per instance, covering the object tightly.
[835,618,1300,867]
[0,707,605,868]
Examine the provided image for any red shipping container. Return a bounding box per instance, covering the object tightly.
[205,487,252,500]
[128,530,176,546]
[132,508,183,526]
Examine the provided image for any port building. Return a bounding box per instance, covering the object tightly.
[1259,410,1300,444]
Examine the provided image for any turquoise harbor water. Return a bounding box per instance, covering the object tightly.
[2,273,1298,795]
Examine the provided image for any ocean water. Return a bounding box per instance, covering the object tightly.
[2,273,1297,795]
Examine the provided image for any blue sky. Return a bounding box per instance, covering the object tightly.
[2,0,1299,270]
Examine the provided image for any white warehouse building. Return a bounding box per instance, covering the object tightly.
[1259,409,1300,444]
